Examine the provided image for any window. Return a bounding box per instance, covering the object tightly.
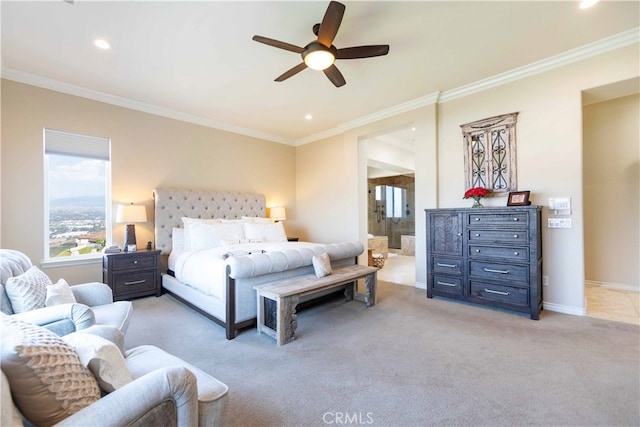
[44,129,111,259]
[375,185,406,219]
[461,112,518,193]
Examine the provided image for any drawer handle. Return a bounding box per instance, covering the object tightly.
[513,218,519,221]
[485,288,510,296]
[476,249,480,253]
[457,233,462,236]
[484,268,510,274]
[475,217,480,221]
[514,251,519,256]
[436,262,457,268]
[475,233,480,237]
[437,281,457,287]
[513,234,519,238]
[132,260,138,264]
[124,279,146,286]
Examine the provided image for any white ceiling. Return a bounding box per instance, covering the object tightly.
[2,1,638,147]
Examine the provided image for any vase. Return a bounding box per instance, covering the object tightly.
[472,197,483,208]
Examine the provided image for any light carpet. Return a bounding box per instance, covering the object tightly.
[126,281,640,427]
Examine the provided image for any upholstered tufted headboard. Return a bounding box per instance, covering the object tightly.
[153,188,266,256]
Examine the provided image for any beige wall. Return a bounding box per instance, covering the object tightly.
[1,80,296,284]
[583,94,639,290]
[296,44,638,314]
[2,42,637,315]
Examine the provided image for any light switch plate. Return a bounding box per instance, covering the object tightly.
[548,218,572,228]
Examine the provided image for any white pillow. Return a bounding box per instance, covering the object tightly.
[312,253,332,278]
[171,227,185,252]
[45,278,77,306]
[63,333,133,393]
[188,221,246,252]
[243,222,287,243]
[241,216,272,224]
[5,266,51,313]
[181,217,222,251]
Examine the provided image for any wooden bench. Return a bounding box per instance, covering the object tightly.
[254,265,378,346]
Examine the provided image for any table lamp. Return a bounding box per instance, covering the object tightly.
[116,203,147,252]
[269,206,286,222]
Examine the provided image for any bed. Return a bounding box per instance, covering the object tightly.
[153,188,364,339]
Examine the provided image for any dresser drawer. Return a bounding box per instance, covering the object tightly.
[467,212,529,226]
[469,261,529,283]
[468,230,529,244]
[469,245,529,261]
[111,254,157,271]
[470,281,529,307]
[433,257,462,275]
[433,274,464,296]
[112,270,157,295]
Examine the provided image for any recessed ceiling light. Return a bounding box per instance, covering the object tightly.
[579,0,599,9]
[94,39,111,50]
[305,114,313,120]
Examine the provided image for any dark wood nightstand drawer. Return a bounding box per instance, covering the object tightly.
[468,230,529,244]
[103,250,161,300]
[432,257,463,275]
[467,212,529,226]
[433,274,464,296]
[112,270,157,296]
[111,253,157,271]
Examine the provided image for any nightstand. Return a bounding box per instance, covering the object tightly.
[103,249,161,301]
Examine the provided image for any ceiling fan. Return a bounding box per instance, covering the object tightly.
[252,1,390,88]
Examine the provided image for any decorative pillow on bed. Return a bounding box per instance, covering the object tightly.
[241,216,272,224]
[243,221,287,243]
[312,253,332,278]
[182,217,222,250]
[188,221,246,251]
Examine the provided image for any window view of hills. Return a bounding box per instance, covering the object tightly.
[49,196,106,257]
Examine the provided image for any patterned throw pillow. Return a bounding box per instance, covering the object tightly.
[5,266,51,313]
[1,316,101,426]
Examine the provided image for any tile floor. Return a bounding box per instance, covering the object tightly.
[377,250,640,326]
[585,283,640,326]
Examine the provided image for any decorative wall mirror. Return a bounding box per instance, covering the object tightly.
[461,112,519,194]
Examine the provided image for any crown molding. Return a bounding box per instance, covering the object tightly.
[439,27,639,103]
[294,91,440,146]
[0,68,295,146]
[2,27,637,147]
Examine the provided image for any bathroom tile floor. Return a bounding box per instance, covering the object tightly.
[585,283,640,326]
[378,250,640,326]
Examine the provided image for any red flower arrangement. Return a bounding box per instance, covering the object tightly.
[463,187,491,207]
[463,187,491,199]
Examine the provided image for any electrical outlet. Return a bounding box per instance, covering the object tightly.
[542,276,549,287]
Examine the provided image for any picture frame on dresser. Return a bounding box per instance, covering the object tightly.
[507,190,530,206]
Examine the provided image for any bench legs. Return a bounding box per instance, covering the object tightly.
[278,295,299,346]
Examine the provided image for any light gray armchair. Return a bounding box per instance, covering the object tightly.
[1,324,229,427]
[0,249,132,336]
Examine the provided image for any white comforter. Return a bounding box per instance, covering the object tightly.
[170,241,363,298]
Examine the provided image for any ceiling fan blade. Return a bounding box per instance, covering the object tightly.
[336,45,390,60]
[317,1,345,47]
[252,35,304,54]
[275,63,308,82]
[323,64,346,87]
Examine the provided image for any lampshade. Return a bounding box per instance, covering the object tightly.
[116,204,147,224]
[303,43,335,70]
[269,206,286,221]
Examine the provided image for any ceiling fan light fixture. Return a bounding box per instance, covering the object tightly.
[303,43,335,70]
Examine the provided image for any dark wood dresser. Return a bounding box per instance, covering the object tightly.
[103,249,161,301]
[425,206,542,319]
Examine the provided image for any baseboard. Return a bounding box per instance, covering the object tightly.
[543,301,585,316]
[585,280,639,293]
[414,281,426,290]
